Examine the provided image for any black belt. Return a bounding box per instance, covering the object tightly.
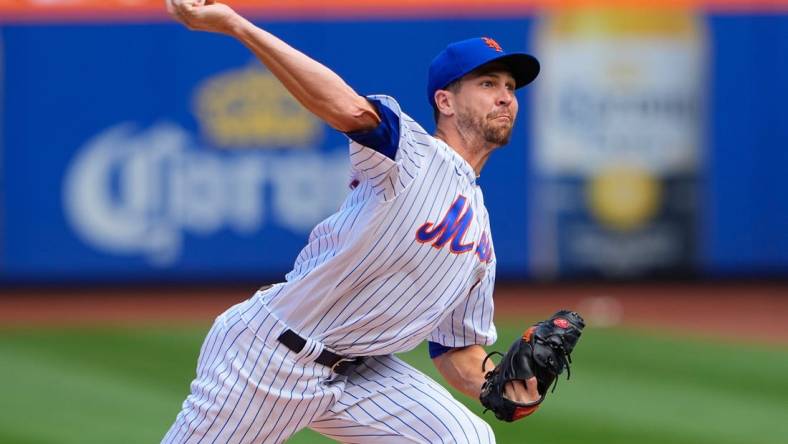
[276,329,364,376]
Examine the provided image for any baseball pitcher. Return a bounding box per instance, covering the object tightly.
[163,1,584,443]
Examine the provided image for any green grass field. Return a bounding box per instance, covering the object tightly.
[1,322,786,444]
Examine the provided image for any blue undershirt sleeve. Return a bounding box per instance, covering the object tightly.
[428,341,454,359]
[345,97,401,160]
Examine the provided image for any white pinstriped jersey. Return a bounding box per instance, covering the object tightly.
[256,95,497,356]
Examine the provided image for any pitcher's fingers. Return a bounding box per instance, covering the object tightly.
[525,376,539,402]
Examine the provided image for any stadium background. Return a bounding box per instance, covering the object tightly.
[1,1,787,443]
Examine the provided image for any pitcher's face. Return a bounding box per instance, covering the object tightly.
[453,67,519,146]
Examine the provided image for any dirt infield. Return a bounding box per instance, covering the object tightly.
[0,282,786,344]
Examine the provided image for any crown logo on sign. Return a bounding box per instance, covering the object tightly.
[194,64,322,149]
[482,37,503,52]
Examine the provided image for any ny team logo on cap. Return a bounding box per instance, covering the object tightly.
[482,37,503,52]
[426,36,540,106]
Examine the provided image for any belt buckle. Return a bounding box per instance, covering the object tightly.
[330,357,361,376]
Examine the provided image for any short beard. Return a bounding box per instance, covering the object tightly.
[456,108,513,147]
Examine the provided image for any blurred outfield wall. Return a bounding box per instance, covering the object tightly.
[1,0,787,282]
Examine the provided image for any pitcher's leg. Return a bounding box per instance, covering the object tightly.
[162,306,337,444]
[309,355,495,444]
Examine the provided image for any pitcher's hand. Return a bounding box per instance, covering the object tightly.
[166,1,240,35]
[504,377,540,403]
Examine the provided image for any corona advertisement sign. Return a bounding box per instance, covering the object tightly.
[1,2,787,281]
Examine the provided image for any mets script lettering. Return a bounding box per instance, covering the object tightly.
[475,231,493,263]
[416,194,493,262]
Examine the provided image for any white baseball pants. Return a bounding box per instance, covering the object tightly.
[162,300,494,444]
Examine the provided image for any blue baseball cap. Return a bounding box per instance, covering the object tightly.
[427,37,540,107]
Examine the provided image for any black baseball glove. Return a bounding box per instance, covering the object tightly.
[479,310,585,422]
